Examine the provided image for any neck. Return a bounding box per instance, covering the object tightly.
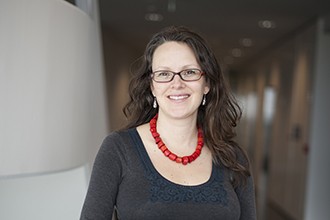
[155,113,199,147]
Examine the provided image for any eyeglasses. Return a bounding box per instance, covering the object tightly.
[151,69,204,83]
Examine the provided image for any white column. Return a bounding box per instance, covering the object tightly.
[304,17,330,220]
[0,0,108,177]
[0,0,108,219]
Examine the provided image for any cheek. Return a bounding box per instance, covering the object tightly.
[151,83,164,97]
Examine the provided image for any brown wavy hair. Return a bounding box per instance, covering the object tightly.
[123,26,250,186]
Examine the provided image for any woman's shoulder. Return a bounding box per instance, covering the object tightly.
[101,128,137,149]
[104,128,133,140]
[94,128,136,158]
[234,146,250,167]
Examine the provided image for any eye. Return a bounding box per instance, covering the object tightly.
[183,69,199,76]
[155,71,172,77]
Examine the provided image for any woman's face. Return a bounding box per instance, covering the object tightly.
[151,41,209,120]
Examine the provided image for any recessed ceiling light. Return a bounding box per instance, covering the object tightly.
[258,20,276,29]
[145,13,164,22]
[240,38,253,47]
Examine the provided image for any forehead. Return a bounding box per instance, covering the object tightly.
[152,41,199,70]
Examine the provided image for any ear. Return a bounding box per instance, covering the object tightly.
[150,82,155,96]
[204,83,210,95]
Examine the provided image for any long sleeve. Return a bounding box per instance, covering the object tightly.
[80,133,126,220]
[234,148,257,220]
[236,174,257,220]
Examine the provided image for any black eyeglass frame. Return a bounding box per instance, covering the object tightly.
[150,69,205,83]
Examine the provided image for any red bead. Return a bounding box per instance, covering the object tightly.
[150,119,156,125]
[182,156,189,165]
[164,150,171,157]
[168,153,177,161]
[176,157,182,163]
[157,141,165,148]
[192,152,199,160]
[160,145,167,152]
[152,132,159,138]
[155,136,161,143]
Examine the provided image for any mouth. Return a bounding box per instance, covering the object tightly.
[168,94,190,101]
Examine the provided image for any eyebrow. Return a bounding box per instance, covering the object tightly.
[153,65,200,71]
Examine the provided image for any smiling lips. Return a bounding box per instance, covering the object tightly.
[168,94,190,101]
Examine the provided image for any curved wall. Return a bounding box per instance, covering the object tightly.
[0,0,108,177]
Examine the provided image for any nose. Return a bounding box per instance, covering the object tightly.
[170,74,185,88]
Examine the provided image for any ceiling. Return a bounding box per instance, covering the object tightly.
[99,0,330,71]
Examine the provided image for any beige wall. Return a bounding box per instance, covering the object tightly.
[233,22,317,219]
[101,26,142,131]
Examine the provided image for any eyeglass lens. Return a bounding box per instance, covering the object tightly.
[152,69,203,82]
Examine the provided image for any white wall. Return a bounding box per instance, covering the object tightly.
[304,17,330,220]
[0,0,108,176]
[0,166,89,220]
[0,0,108,219]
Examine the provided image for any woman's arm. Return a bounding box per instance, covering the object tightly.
[236,174,257,220]
[80,133,124,220]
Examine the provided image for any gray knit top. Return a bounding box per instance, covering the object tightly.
[80,128,256,220]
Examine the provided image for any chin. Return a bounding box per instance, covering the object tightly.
[163,110,198,120]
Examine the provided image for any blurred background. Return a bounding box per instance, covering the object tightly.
[1,0,330,219]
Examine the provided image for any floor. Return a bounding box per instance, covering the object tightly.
[257,171,295,220]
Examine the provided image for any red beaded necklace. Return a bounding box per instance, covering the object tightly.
[149,114,204,165]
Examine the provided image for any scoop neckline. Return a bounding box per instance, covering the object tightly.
[130,127,216,188]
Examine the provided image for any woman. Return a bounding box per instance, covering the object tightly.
[80,26,256,220]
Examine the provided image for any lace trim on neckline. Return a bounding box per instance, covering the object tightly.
[130,128,228,205]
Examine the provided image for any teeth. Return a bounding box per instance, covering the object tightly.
[169,95,189,100]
